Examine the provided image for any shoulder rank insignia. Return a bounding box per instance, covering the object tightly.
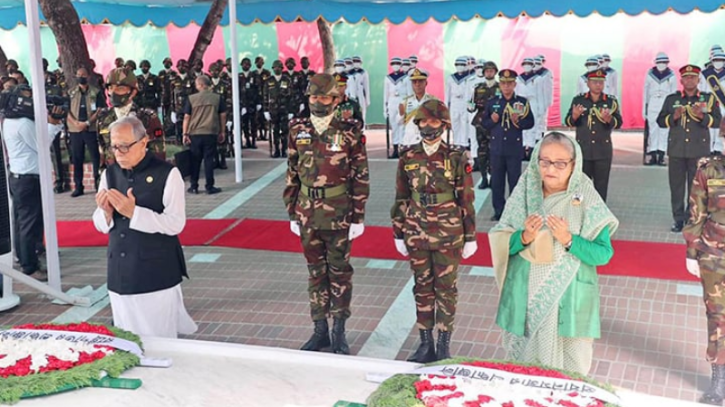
[404,163,419,171]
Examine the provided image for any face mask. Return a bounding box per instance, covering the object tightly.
[310,101,334,117]
[242,65,250,72]
[523,65,533,73]
[111,93,132,107]
[534,63,542,70]
[401,66,410,73]
[715,61,725,70]
[273,68,282,75]
[334,66,344,73]
[602,61,610,68]
[455,66,465,73]
[77,77,88,85]
[656,63,668,72]
[391,64,401,72]
[475,68,484,77]
[353,63,361,69]
[419,125,444,141]
[141,68,149,74]
[164,64,172,70]
[410,63,417,69]
[586,65,597,72]
[178,67,187,74]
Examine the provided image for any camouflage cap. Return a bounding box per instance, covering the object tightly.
[483,61,498,72]
[306,73,340,97]
[106,68,138,89]
[140,60,151,68]
[413,99,451,125]
[124,60,137,70]
[163,57,173,64]
[272,60,283,69]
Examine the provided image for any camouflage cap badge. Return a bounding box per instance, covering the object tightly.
[306,73,340,97]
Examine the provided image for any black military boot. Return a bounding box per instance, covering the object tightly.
[472,158,480,172]
[219,154,228,170]
[436,330,452,361]
[390,145,399,159]
[407,329,436,363]
[645,152,657,166]
[331,317,350,355]
[701,364,725,405]
[478,170,489,190]
[300,319,330,351]
[657,151,666,166]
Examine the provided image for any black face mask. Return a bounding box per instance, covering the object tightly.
[77,77,88,85]
[178,68,187,74]
[272,68,282,75]
[141,68,149,74]
[164,63,172,70]
[242,65,250,72]
[310,101,335,117]
[110,93,132,107]
[419,125,444,141]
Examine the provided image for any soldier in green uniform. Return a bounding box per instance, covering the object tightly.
[263,60,295,158]
[159,57,175,135]
[209,62,232,169]
[333,73,363,125]
[239,57,259,149]
[391,99,477,362]
[124,60,136,75]
[565,69,623,202]
[658,65,722,232]
[136,60,162,112]
[96,68,165,167]
[170,59,196,142]
[283,73,369,355]
[299,57,316,118]
[285,57,306,119]
[251,56,271,141]
[683,120,725,405]
[53,58,68,96]
[469,61,500,189]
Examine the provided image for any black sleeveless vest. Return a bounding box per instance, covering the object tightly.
[106,152,188,295]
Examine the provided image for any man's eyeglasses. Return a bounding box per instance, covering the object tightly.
[110,140,141,154]
[538,158,573,170]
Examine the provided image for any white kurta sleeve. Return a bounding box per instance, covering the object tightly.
[93,170,114,234]
[129,167,187,236]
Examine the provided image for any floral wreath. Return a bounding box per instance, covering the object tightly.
[366,358,619,407]
[0,322,142,405]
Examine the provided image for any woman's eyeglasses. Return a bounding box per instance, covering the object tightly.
[110,140,141,154]
[538,158,573,170]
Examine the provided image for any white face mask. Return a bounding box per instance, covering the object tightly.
[335,66,344,73]
[353,63,361,69]
[602,61,610,68]
[523,65,533,73]
[534,63,542,70]
[455,65,466,73]
[475,68,484,77]
[401,65,410,72]
[586,65,597,72]
[410,63,417,69]
[715,61,725,70]
[391,64,401,72]
[656,63,668,72]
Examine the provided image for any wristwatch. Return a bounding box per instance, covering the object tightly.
[564,239,573,251]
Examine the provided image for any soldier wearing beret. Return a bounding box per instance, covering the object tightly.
[481,69,535,221]
[97,68,165,168]
[565,68,622,202]
[333,73,363,125]
[391,99,477,362]
[658,64,722,232]
[283,73,369,355]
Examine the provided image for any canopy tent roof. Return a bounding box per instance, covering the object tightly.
[0,0,723,29]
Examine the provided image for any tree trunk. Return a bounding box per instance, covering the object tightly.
[317,18,336,74]
[39,0,91,88]
[188,0,228,64]
[0,45,8,78]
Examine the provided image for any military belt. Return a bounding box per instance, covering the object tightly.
[411,191,455,206]
[300,184,347,199]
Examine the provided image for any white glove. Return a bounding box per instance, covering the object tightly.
[170,112,177,123]
[226,121,232,131]
[394,239,408,257]
[462,241,478,259]
[686,258,701,278]
[256,104,262,111]
[348,223,365,240]
[299,103,305,113]
[264,112,271,121]
[241,107,247,116]
[290,221,301,237]
[287,113,294,120]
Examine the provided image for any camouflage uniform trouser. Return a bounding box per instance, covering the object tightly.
[700,253,725,364]
[300,227,353,321]
[409,247,461,332]
[270,112,289,153]
[475,126,491,177]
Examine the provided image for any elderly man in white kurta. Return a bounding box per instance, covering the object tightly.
[93,116,197,338]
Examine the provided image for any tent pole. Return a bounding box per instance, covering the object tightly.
[24,0,62,291]
[229,0,243,183]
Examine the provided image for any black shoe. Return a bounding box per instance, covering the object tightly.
[701,364,725,405]
[54,184,66,194]
[645,153,658,166]
[187,187,199,194]
[713,151,723,156]
[251,143,258,150]
[218,162,228,170]
[245,140,252,149]
[657,151,666,166]
[206,187,222,195]
[407,329,436,363]
[472,158,480,172]
[70,189,84,198]
[477,178,489,190]
[490,213,501,221]
[436,330,452,361]
[94,177,100,191]
[273,150,281,158]
[281,150,287,158]
[301,319,330,351]
[671,221,684,233]
[331,317,350,355]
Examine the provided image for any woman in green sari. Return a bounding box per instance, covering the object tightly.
[489,131,619,375]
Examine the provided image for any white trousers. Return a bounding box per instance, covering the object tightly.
[109,284,198,338]
[450,104,469,146]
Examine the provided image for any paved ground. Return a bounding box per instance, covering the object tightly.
[1,130,711,403]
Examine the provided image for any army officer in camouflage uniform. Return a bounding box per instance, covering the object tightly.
[97,68,165,167]
[391,99,477,363]
[283,74,370,355]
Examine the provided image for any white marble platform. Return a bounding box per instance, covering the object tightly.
[17,338,711,407]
